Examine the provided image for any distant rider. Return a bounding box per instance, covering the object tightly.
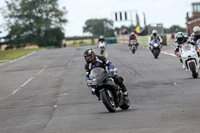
[174,32,196,64]
[84,48,128,97]
[190,26,200,42]
[149,30,163,50]
[97,35,107,48]
[128,32,139,48]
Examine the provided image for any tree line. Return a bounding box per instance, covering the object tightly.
[0,0,67,49]
[83,19,186,37]
[0,0,186,49]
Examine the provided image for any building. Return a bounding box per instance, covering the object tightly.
[186,2,200,35]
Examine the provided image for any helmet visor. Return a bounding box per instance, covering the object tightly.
[85,55,91,60]
[195,31,200,35]
[177,38,183,43]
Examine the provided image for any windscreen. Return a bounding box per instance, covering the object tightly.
[182,44,192,52]
[90,68,105,79]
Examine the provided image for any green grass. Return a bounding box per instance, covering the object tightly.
[0,48,43,62]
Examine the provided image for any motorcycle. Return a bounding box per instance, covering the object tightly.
[129,39,138,54]
[150,39,161,58]
[98,41,106,55]
[195,39,200,57]
[89,67,130,112]
[180,43,199,78]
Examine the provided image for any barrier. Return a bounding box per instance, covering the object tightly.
[117,35,169,46]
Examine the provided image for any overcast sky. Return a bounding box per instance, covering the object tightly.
[0,0,199,37]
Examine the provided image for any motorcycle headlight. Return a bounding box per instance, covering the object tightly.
[154,44,159,47]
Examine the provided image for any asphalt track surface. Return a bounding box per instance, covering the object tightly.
[0,44,200,133]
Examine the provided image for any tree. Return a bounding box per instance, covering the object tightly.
[164,25,186,34]
[83,19,114,37]
[1,0,68,47]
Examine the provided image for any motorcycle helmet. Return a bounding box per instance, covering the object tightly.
[176,32,185,44]
[84,48,96,63]
[130,32,136,39]
[152,30,158,36]
[99,35,105,42]
[193,26,200,38]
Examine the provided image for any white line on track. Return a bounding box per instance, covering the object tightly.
[12,77,35,94]
[173,81,178,86]
[66,60,73,71]
[12,65,48,95]
[161,51,176,57]
[37,66,48,75]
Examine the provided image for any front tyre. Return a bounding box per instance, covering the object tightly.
[189,62,198,78]
[153,49,159,59]
[100,89,116,112]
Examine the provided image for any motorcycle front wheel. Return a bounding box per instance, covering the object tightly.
[153,49,159,59]
[100,89,116,112]
[189,62,198,78]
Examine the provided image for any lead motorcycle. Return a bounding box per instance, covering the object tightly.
[89,67,130,112]
[150,39,161,58]
[180,43,199,78]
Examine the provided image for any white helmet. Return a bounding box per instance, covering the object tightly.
[193,26,200,33]
[99,35,104,39]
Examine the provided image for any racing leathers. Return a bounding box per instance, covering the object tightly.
[84,55,127,95]
[149,34,163,50]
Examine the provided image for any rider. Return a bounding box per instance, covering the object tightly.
[84,48,128,96]
[128,32,139,48]
[149,30,163,50]
[97,35,107,48]
[191,26,200,42]
[174,32,196,64]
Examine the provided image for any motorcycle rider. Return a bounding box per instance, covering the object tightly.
[190,26,200,42]
[97,35,107,48]
[149,30,163,50]
[84,48,128,97]
[174,32,196,65]
[128,32,139,48]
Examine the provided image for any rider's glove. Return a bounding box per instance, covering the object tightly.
[87,80,92,87]
[176,53,181,57]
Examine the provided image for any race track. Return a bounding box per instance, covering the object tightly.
[0,44,200,133]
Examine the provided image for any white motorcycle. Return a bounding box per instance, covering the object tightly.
[98,41,106,55]
[180,43,199,78]
[196,39,200,57]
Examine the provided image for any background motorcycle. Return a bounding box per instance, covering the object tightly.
[129,39,138,54]
[98,41,106,55]
[89,68,130,112]
[196,39,200,57]
[150,39,161,59]
[180,43,199,78]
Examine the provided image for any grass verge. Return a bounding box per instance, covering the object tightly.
[0,48,43,63]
